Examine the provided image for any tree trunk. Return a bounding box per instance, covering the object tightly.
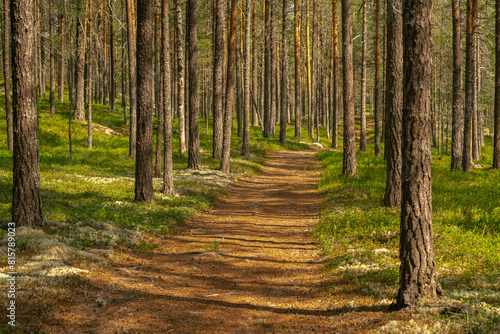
[494,0,500,169]
[242,0,253,155]
[134,0,154,203]
[212,0,224,158]
[397,0,442,309]
[306,0,313,139]
[187,0,201,169]
[109,2,116,111]
[173,0,186,155]
[11,0,44,227]
[463,0,477,172]
[49,0,55,115]
[88,0,93,149]
[126,0,137,157]
[384,0,403,208]
[359,0,367,152]
[74,0,86,121]
[154,15,164,179]
[374,0,381,157]
[220,0,238,173]
[279,0,287,145]
[294,0,302,138]
[331,0,339,148]
[58,9,64,103]
[3,0,13,151]
[263,0,271,138]
[162,0,174,195]
[252,2,258,127]
[451,0,464,170]
[342,0,357,176]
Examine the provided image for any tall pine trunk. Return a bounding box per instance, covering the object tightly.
[451,0,464,170]
[359,0,367,152]
[126,0,137,157]
[11,0,44,227]
[242,0,253,155]
[3,0,13,151]
[494,0,500,169]
[74,0,86,121]
[294,0,302,138]
[374,0,381,157]
[397,0,442,308]
[135,0,154,203]
[212,0,224,158]
[279,0,287,144]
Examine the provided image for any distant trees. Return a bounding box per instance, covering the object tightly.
[11,0,44,227]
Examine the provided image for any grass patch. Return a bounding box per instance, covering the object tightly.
[316,138,500,332]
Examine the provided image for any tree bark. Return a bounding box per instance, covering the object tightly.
[212,0,224,158]
[3,0,13,151]
[294,0,302,138]
[155,13,164,179]
[263,0,270,138]
[134,0,154,203]
[494,0,500,168]
[451,0,464,170]
[88,0,93,149]
[186,0,201,169]
[242,0,253,155]
[306,0,313,139]
[397,0,442,309]
[279,0,287,145]
[109,2,115,111]
[359,0,367,152]
[463,0,477,172]
[74,0,86,121]
[162,0,174,195]
[11,0,44,227]
[331,0,339,148]
[58,8,64,103]
[174,0,187,155]
[342,0,357,176]
[374,0,381,157]
[252,2,258,127]
[384,0,403,208]
[220,0,238,173]
[126,0,137,157]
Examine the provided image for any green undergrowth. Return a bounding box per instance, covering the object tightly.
[316,138,500,333]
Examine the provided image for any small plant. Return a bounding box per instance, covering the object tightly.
[136,240,158,252]
[203,241,220,252]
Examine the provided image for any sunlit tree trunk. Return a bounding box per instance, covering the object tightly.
[494,0,500,169]
[126,0,137,156]
[3,0,13,151]
[74,0,86,121]
[242,0,253,155]
[451,0,464,170]
[212,0,224,158]
[174,0,187,155]
[279,0,287,144]
[359,0,367,152]
[374,0,381,157]
[331,0,339,148]
[294,0,302,138]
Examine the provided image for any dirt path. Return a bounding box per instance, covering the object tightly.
[46,151,401,333]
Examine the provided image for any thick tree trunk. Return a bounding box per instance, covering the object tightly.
[359,0,367,152]
[212,0,224,158]
[242,0,253,155]
[174,0,187,155]
[342,0,356,176]
[494,0,500,169]
[126,0,137,157]
[162,0,174,195]
[187,0,201,169]
[451,0,464,170]
[279,0,287,145]
[74,0,86,121]
[3,0,13,151]
[463,0,477,172]
[384,0,403,208]
[11,0,44,227]
[374,0,381,157]
[134,0,154,203]
[397,0,442,309]
[294,0,302,138]
[220,0,238,173]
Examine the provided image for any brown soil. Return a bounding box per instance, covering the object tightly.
[41,150,409,333]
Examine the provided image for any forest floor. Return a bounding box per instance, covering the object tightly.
[39,150,413,333]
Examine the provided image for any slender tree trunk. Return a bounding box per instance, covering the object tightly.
[263,0,271,137]
[212,0,224,158]
[162,0,174,195]
[294,0,302,138]
[126,0,137,157]
[279,0,287,144]
[155,14,164,179]
[220,0,238,173]
[451,0,464,170]
[3,0,13,151]
[58,9,64,103]
[252,2,258,127]
[342,0,357,176]
[88,0,93,149]
[306,0,313,139]
[331,0,339,148]
[359,0,367,152]
[463,0,477,172]
[397,0,442,309]
[135,0,154,203]
[11,0,44,227]
[39,0,46,99]
[74,0,86,121]
[242,0,253,155]
[49,0,56,115]
[174,0,187,155]
[494,0,500,169]
[121,12,127,124]
[384,0,403,208]
[109,2,115,111]
[374,0,381,157]
[187,0,201,169]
